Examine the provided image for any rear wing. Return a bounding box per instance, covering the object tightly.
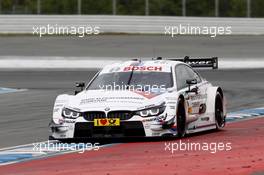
[168,56,218,69]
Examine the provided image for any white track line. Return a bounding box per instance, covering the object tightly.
[0,57,264,69]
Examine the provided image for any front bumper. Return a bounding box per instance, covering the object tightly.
[74,121,145,138]
[50,107,177,139]
[50,117,176,139]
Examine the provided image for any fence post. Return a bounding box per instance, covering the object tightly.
[145,0,149,15]
[78,0,81,14]
[182,0,186,16]
[0,0,1,14]
[112,0,116,15]
[247,0,251,17]
[215,0,219,17]
[37,0,41,14]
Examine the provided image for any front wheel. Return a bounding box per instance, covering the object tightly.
[215,92,225,129]
[177,98,186,137]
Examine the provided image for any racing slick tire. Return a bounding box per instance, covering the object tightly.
[177,97,187,137]
[215,92,226,129]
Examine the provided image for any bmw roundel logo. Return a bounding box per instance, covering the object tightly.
[105,107,110,111]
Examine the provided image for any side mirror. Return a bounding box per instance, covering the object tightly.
[75,82,85,95]
[186,79,197,85]
[186,79,198,93]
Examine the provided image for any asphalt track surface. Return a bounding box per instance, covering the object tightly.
[0,35,264,58]
[0,35,264,174]
[1,117,264,175]
[0,68,264,148]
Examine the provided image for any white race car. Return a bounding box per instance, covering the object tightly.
[49,57,226,140]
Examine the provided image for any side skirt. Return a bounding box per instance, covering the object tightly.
[186,124,216,134]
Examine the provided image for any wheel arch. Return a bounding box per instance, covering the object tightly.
[206,86,226,122]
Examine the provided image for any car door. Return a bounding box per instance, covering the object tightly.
[175,64,207,115]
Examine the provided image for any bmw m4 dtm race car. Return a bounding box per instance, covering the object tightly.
[49,56,226,140]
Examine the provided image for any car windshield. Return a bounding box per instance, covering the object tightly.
[87,71,173,91]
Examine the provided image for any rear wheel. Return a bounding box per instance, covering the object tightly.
[215,92,225,129]
[177,98,186,137]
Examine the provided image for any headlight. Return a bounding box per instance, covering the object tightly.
[62,108,81,119]
[136,105,166,117]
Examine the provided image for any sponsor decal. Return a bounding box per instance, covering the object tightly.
[80,97,107,104]
[167,101,177,104]
[201,117,210,121]
[123,66,162,72]
[55,104,63,107]
[133,91,162,99]
[152,132,160,136]
[189,94,207,101]
[94,118,120,126]
[80,96,144,105]
[165,97,177,100]
[144,123,150,129]
[169,123,177,132]
[64,119,76,124]
[191,101,200,107]
[199,104,207,114]
[188,107,193,113]
[169,106,176,109]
